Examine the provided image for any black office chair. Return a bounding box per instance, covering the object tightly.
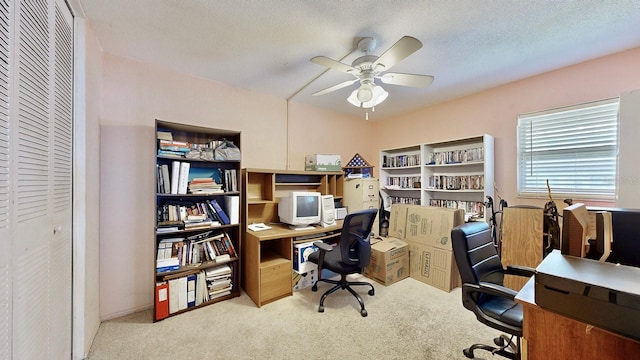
[307,208,377,317]
[451,222,535,359]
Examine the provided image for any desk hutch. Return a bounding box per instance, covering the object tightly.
[241,169,344,307]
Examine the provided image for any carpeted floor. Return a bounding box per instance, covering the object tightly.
[87,276,502,360]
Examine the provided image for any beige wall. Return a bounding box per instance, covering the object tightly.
[98,45,640,320]
[98,54,370,319]
[372,46,640,209]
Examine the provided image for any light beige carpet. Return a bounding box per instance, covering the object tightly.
[88,276,502,360]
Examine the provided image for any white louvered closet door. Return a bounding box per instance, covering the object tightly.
[0,0,11,358]
[1,0,73,358]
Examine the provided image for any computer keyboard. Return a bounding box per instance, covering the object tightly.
[295,232,327,241]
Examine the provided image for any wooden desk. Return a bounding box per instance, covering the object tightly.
[242,221,343,307]
[516,278,640,359]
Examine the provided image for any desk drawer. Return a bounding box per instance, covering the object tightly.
[260,262,292,302]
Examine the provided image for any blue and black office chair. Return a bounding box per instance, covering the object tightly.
[451,221,535,359]
[307,208,377,317]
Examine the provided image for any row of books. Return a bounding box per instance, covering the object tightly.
[427,199,485,218]
[426,147,484,165]
[156,161,191,195]
[156,161,237,195]
[157,199,231,226]
[384,176,422,189]
[155,264,233,320]
[426,174,485,191]
[156,231,238,273]
[387,196,421,205]
[382,153,421,168]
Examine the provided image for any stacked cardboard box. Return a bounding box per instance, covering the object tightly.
[388,204,465,292]
[364,237,409,286]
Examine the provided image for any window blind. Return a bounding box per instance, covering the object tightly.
[517,98,619,200]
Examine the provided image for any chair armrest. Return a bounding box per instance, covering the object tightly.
[464,282,518,301]
[313,241,333,252]
[505,265,536,278]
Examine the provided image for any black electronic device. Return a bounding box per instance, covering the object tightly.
[535,250,640,341]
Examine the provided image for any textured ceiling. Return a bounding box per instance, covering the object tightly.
[76,0,640,120]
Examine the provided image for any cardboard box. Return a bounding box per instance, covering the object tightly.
[305,154,342,172]
[406,240,461,292]
[293,242,318,274]
[364,237,409,286]
[388,204,409,238]
[292,268,317,291]
[404,205,465,250]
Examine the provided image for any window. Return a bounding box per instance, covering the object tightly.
[517,98,619,200]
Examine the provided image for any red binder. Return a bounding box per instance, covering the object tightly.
[155,282,169,321]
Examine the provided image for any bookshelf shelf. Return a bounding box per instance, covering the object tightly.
[153,119,242,321]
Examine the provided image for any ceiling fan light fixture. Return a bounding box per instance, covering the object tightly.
[348,84,388,109]
[356,84,373,102]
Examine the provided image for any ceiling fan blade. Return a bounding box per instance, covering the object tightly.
[312,79,358,96]
[310,56,355,74]
[372,36,423,71]
[379,72,434,88]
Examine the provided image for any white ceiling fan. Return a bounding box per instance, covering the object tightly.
[310,36,434,112]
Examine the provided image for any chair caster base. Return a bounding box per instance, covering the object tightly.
[368,289,374,296]
[360,309,367,317]
[463,348,474,358]
[318,305,324,313]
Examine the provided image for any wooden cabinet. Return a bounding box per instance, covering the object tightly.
[379,135,494,222]
[241,168,344,307]
[153,120,242,321]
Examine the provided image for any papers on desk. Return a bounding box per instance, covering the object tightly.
[248,223,272,231]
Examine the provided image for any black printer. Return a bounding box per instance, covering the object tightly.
[535,250,640,341]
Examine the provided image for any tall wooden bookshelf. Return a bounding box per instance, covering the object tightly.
[380,135,494,222]
[153,119,242,321]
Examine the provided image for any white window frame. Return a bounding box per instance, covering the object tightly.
[517,98,619,201]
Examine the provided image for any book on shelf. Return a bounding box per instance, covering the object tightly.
[158,150,186,158]
[195,271,208,306]
[188,177,224,194]
[171,161,181,194]
[223,195,240,225]
[222,233,238,257]
[223,169,238,192]
[178,162,191,195]
[168,278,180,314]
[161,164,171,194]
[205,264,232,278]
[156,165,162,193]
[187,274,197,308]
[177,276,188,312]
[157,131,173,141]
[183,220,215,230]
[159,140,191,153]
[155,282,169,320]
[209,199,230,224]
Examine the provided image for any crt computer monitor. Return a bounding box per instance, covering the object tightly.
[278,191,322,229]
